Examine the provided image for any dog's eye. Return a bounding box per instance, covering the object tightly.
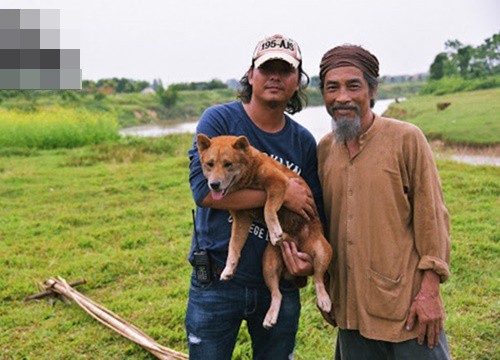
[223,162,232,168]
[206,161,214,167]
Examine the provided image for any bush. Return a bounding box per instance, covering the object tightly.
[60,90,79,101]
[94,92,106,101]
[420,76,500,96]
[158,88,178,108]
[0,105,120,149]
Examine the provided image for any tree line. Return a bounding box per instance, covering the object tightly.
[430,31,499,80]
[81,78,228,94]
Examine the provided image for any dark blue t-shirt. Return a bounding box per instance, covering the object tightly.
[188,101,325,287]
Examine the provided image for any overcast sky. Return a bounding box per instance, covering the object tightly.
[4,0,499,84]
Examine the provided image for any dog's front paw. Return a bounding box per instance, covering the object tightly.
[263,308,279,329]
[270,231,283,246]
[220,267,234,281]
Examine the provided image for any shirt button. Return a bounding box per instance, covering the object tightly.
[348,240,354,246]
[348,189,353,196]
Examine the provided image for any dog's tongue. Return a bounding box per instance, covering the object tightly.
[211,190,224,200]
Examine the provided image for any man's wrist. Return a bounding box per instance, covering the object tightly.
[420,270,441,296]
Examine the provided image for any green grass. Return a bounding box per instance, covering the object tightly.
[420,76,499,96]
[376,81,426,100]
[0,89,238,129]
[383,88,500,146]
[1,135,498,359]
[0,105,120,149]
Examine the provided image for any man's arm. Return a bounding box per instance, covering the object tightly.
[406,270,445,349]
[407,127,451,281]
[200,178,316,220]
[200,189,266,210]
[405,127,451,348]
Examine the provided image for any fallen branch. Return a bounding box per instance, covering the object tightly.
[37,277,188,360]
[24,279,87,302]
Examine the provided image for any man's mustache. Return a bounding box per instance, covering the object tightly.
[331,104,360,112]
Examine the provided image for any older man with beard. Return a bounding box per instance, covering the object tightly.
[316,45,452,359]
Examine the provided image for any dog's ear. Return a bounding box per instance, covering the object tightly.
[233,136,249,151]
[197,134,211,152]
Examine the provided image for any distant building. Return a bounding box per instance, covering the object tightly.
[141,87,156,94]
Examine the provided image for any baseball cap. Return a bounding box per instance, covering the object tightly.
[252,34,302,69]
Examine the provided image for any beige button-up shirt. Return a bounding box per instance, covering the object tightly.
[317,114,450,342]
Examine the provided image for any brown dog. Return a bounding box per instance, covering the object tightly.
[197,134,332,329]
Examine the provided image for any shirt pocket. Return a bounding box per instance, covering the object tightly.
[365,268,411,321]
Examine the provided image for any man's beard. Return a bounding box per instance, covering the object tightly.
[330,105,361,143]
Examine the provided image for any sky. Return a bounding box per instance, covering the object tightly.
[3,0,499,84]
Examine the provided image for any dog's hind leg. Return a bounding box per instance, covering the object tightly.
[262,241,285,329]
[298,223,332,312]
[307,236,333,313]
[220,210,253,281]
[263,180,288,246]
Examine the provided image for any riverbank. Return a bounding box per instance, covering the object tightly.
[0,80,424,129]
[0,90,235,129]
[431,140,500,166]
[383,88,500,146]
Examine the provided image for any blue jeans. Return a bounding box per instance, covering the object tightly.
[185,273,301,360]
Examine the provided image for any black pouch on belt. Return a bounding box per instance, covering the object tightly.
[193,249,212,284]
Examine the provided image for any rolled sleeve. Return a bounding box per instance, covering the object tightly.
[418,255,451,282]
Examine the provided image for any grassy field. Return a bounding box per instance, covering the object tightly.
[383,88,500,146]
[419,76,499,96]
[1,135,498,359]
[0,89,238,129]
[0,106,119,149]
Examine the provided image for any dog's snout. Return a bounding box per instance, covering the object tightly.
[210,181,221,190]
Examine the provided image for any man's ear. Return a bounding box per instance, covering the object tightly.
[248,68,254,86]
[233,136,249,151]
[197,134,211,152]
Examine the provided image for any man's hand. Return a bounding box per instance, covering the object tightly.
[406,271,445,349]
[283,178,316,221]
[280,241,313,276]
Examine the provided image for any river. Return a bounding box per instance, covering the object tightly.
[119,99,499,166]
[119,99,394,142]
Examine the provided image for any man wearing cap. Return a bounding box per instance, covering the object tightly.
[316,45,451,359]
[186,34,323,359]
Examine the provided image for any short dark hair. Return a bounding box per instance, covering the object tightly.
[319,70,378,109]
[237,63,310,114]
